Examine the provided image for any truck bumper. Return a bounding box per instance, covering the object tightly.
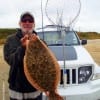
[42,79,100,100]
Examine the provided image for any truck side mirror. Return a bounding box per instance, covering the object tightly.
[81,39,87,45]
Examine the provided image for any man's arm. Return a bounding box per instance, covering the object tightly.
[3,36,25,66]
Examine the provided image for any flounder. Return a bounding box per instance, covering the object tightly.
[24,35,63,100]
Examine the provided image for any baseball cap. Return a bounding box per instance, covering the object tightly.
[20,12,34,23]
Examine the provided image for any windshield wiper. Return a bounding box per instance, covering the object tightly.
[48,43,78,46]
[48,44,62,46]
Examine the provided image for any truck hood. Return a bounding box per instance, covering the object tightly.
[49,45,95,65]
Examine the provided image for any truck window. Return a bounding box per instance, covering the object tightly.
[37,31,80,46]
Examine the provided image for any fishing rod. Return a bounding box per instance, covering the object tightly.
[45,0,56,25]
[58,12,67,87]
[45,0,67,87]
[41,0,45,40]
[62,29,67,87]
[45,0,81,87]
[67,0,81,27]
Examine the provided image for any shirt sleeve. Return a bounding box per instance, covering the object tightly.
[3,36,25,66]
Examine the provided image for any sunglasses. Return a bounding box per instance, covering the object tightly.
[21,18,34,23]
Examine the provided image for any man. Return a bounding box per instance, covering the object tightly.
[3,12,43,100]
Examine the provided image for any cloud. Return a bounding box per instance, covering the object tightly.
[0,0,100,32]
[0,0,15,15]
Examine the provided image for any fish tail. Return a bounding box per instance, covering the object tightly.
[48,92,64,100]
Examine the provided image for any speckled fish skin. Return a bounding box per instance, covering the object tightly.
[24,36,64,100]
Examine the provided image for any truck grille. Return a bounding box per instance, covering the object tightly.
[60,68,78,85]
[59,65,93,86]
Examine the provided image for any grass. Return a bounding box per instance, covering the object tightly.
[0,29,100,44]
[0,45,9,100]
[78,32,100,40]
[84,39,100,65]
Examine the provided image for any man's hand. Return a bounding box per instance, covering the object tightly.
[20,35,29,47]
[29,33,40,40]
[45,91,49,96]
[21,33,39,47]
[44,90,58,96]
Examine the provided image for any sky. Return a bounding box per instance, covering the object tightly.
[0,0,100,32]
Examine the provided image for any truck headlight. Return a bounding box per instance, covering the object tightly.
[92,73,100,80]
[78,66,92,83]
[92,65,100,80]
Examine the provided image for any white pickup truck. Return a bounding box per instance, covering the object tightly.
[37,25,100,100]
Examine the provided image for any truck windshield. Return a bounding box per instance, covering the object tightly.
[37,31,80,46]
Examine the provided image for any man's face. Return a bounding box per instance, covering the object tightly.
[19,16,35,34]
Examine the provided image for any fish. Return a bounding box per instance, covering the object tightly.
[24,35,63,100]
